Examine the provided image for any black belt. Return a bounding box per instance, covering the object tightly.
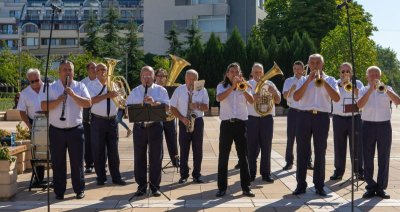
[50,124,81,131]
[289,108,301,112]
[301,110,329,115]
[223,118,243,122]
[364,120,390,125]
[92,114,117,120]
[135,122,159,128]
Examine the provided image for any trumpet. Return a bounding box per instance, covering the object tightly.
[314,70,325,87]
[344,73,352,92]
[376,80,387,94]
[237,81,248,91]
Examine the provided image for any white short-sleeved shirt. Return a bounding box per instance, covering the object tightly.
[294,73,339,112]
[332,79,364,116]
[81,76,95,86]
[359,84,394,122]
[87,78,118,117]
[283,76,304,109]
[17,84,45,119]
[40,79,90,128]
[217,83,251,121]
[247,79,281,117]
[170,84,210,118]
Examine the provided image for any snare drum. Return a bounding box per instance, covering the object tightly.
[31,116,51,160]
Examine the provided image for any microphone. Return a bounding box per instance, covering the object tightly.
[336,0,351,10]
[50,4,62,12]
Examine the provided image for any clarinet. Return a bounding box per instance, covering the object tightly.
[59,75,69,121]
[140,82,148,128]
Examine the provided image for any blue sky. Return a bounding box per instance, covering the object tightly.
[360,0,400,60]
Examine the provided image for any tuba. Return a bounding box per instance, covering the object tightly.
[254,62,284,116]
[105,58,131,109]
[165,55,191,121]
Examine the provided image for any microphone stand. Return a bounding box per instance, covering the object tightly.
[42,4,60,211]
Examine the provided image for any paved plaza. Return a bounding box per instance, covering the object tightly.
[2,108,400,211]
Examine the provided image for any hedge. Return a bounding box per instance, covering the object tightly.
[0,92,17,98]
[0,98,14,111]
[206,88,216,108]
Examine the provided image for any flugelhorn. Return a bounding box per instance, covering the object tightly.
[376,80,387,94]
[59,75,69,121]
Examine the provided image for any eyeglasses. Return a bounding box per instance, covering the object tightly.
[30,79,40,84]
[341,70,351,74]
[156,75,167,78]
[141,75,152,78]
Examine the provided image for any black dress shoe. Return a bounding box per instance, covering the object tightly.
[234,163,240,169]
[282,163,293,170]
[292,188,306,195]
[112,179,126,185]
[97,179,106,186]
[85,167,92,173]
[179,177,187,183]
[262,174,274,183]
[363,190,375,198]
[330,173,343,180]
[55,195,64,200]
[216,190,226,197]
[193,177,204,183]
[134,190,146,197]
[152,190,161,197]
[76,192,85,199]
[376,190,390,199]
[250,176,255,182]
[315,188,327,196]
[172,161,180,167]
[307,162,314,170]
[243,190,255,197]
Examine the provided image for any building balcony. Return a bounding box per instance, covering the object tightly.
[0,16,17,24]
[83,14,98,20]
[0,30,18,35]
[63,15,79,20]
[25,15,40,20]
[0,46,18,51]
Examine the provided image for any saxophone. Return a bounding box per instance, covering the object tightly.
[186,84,197,133]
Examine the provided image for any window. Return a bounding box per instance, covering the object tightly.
[140,10,144,18]
[193,15,228,32]
[258,0,263,8]
[61,39,77,45]
[191,0,227,4]
[59,24,78,30]
[9,11,15,18]
[23,24,38,33]
[138,37,144,46]
[42,38,60,45]
[121,10,135,18]
[25,38,39,46]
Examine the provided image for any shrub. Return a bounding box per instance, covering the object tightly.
[0,92,16,98]
[0,98,14,111]
[206,88,216,108]
[0,142,16,163]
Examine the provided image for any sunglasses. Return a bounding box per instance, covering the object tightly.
[30,79,40,84]
[341,70,351,74]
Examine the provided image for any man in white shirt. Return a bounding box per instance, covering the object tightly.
[80,62,97,173]
[282,61,313,171]
[170,69,209,184]
[86,63,126,187]
[125,66,170,197]
[292,54,340,196]
[40,60,91,200]
[330,62,364,181]
[17,68,44,129]
[155,68,179,167]
[215,62,255,198]
[358,66,400,199]
[247,63,281,183]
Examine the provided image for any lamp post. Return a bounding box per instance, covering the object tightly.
[18,30,22,92]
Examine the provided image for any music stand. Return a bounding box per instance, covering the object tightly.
[126,104,170,201]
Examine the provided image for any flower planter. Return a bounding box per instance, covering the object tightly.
[0,157,18,199]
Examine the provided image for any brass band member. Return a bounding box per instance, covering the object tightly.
[292,54,340,196]
[330,62,364,181]
[40,60,91,200]
[247,63,280,182]
[87,63,126,186]
[215,62,255,197]
[17,68,44,129]
[155,68,180,167]
[170,69,209,183]
[125,66,170,197]
[358,66,400,199]
[282,61,313,171]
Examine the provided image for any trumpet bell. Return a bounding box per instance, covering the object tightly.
[377,84,387,94]
[314,70,325,87]
[238,82,248,91]
[344,83,352,92]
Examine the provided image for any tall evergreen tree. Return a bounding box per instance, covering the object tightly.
[277,36,291,108]
[267,35,279,68]
[186,37,204,76]
[246,38,268,71]
[300,32,317,64]
[101,5,122,58]
[203,33,225,88]
[81,9,102,57]
[124,20,145,87]
[185,17,201,49]
[165,22,184,56]
[289,31,303,65]
[223,27,248,77]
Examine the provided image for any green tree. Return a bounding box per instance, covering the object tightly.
[321,24,378,85]
[203,33,225,88]
[101,5,122,58]
[246,38,268,72]
[289,31,303,65]
[266,35,279,68]
[67,51,102,81]
[300,32,317,63]
[124,20,145,87]
[186,37,204,76]
[185,17,201,49]
[153,56,170,71]
[223,27,248,77]
[80,9,102,56]
[376,45,400,91]
[165,22,184,56]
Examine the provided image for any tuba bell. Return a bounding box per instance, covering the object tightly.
[254,62,284,116]
[165,55,191,121]
[105,58,131,109]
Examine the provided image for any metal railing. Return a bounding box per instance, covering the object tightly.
[0,30,18,34]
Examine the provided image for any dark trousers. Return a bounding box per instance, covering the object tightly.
[49,125,85,196]
[247,115,273,177]
[133,122,163,192]
[333,114,364,175]
[179,117,204,179]
[296,111,330,189]
[90,116,121,181]
[362,121,392,191]
[83,122,94,168]
[218,120,251,191]
[163,119,179,161]
[285,108,312,164]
